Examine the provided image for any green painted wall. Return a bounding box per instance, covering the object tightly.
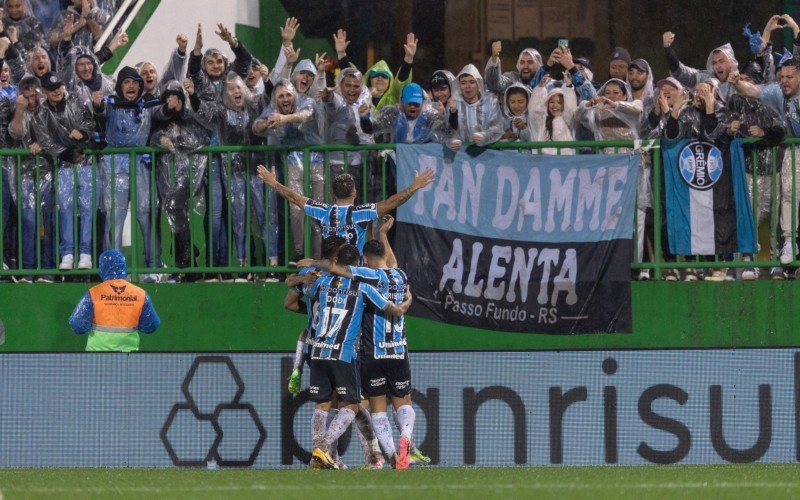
[1,281,798,352]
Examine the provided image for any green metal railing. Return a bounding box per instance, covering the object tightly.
[0,139,793,280]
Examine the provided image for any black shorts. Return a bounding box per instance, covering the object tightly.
[309,359,361,404]
[359,355,411,398]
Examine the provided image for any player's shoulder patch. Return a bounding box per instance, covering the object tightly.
[354,203,377,211]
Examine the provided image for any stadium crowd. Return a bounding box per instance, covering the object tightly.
[0,4,799,283]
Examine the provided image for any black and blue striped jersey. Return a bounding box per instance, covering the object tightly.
[350,266,408,359]
[304,200,378,254]
[308,274,389,362]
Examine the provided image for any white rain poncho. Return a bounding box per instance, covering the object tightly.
[500,83,536,143]
[529,85,578,154]
[450,63,504,146]
[484,48,543,94]
[577,78,642,141]
[281,58,326,98]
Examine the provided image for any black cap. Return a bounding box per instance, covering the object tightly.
[574,57,592,71]
[610,47,631,64]
[40,71,63,91]
[430,72,450,90]
[628,58,649,72]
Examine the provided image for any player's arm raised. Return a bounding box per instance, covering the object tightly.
[378,215,398,268]
[257,164,309,208]
[376,168,435,217]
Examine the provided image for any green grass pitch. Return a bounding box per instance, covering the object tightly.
[1,464,799,499]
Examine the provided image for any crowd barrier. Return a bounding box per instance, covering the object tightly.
[0,139,794,280]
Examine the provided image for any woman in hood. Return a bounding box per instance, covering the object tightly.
[500,83,535,143]
[529,77,578,154]
[449,63,503,149]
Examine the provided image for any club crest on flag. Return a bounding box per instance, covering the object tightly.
[679,141,724,191]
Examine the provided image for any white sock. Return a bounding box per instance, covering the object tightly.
[323,407,356,451]
[311,409,328,449]
[395,404,416,439]
[371,412,396,457]
[292,340,305,371]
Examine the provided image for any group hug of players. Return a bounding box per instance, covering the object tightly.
[256,163,435,470]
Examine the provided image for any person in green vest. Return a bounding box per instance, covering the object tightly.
[68,249,160,352]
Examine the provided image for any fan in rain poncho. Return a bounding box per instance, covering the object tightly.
[3,0,47,68]
[665,35,739,103]
[577,78,648,270]
[484,45,545,94]
[360,82,447,144]
[665,78,727,141]
[28,71,95,271]
[7,75,55,274]
[427,69,459,133]
[725,88,785,235]
[136,35,190,101]
[499,83,536,143]
[318,66,373,189]
[577,78,642,143]
[93,66,162,278]
[196,72,272,271]
[528,82,577,154]
[48,0,112,51]
[69,249,160,352]
[149,80,211,270]
[187,24,253,272]
[448,63,504,148]
[253,78,323,258]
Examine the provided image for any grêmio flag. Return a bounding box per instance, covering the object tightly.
[394,144,640,334]
[662,138,756,256]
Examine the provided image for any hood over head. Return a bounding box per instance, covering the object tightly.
[598,78,634,102]
[502,82,531,117]
[430,69,455,91]
[365,60,393,86]
[222,72,252,109]
[74,50,102,91]
[115,65,144,101]
[705,43,738,79]
[516,48,543,74]
[202,47,230,76]
[454,63,486,100]
[98,249,128,280]
[291,59,317,78]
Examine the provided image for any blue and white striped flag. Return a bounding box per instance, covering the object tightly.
[662,138,757,256]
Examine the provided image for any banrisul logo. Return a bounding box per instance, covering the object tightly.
[679,141,723,190]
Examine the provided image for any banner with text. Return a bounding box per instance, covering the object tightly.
[395,144,640,334]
